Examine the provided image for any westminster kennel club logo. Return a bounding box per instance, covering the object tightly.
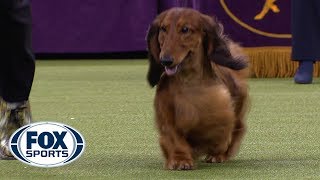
[220,0,291,39]
[9,122,85,167]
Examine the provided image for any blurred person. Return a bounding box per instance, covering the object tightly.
[292,0,320,84]
[0,0,35,159]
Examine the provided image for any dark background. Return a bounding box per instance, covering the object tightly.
[31,0,291,58]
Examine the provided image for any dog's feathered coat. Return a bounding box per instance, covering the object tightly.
[147,8,249,170]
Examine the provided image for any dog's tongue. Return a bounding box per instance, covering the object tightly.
[165,66,178,76]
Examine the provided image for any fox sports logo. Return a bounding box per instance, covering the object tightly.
[9,122,85,167]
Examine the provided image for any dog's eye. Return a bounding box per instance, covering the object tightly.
[160,26,167,33]
[181,26,190,34]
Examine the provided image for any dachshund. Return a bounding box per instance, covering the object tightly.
[146,8,249,170]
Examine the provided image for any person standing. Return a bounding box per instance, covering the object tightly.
[292,0,320,84]
[0,0,35,159]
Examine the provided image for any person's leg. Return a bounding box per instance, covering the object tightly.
[0,0,35,101]
[314,0,320,18]
[0,0,34,159]
[292,0,320,84]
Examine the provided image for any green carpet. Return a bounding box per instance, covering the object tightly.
[0,60,320,179]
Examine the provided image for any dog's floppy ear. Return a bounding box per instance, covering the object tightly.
[146,12,167,87]
[202,15,248,70]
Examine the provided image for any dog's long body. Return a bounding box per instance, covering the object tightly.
[147,8,249,170]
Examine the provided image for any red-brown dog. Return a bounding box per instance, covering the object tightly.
[146,8,249,170]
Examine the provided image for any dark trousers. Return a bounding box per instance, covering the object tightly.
[292,0,320,60]
[0,0,35,102]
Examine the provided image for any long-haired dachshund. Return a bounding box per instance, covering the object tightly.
[146,8,249,170]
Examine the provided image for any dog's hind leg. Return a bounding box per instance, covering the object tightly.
[225,92,248,159]
[224,118,247,160]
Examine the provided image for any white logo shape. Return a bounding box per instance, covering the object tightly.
[9,122,85,167]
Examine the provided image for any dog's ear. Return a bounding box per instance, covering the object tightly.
[202,15,248,70]
[146,12,167,87]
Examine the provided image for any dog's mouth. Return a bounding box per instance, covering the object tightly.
[164,52,191,76]
[164,65,180,76]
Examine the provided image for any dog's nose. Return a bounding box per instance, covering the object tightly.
[160,56,173,66]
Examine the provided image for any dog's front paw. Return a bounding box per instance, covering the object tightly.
[166,159,194,170]
[205,154,227,163]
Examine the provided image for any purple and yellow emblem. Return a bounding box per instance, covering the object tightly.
[210,0,291,47]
